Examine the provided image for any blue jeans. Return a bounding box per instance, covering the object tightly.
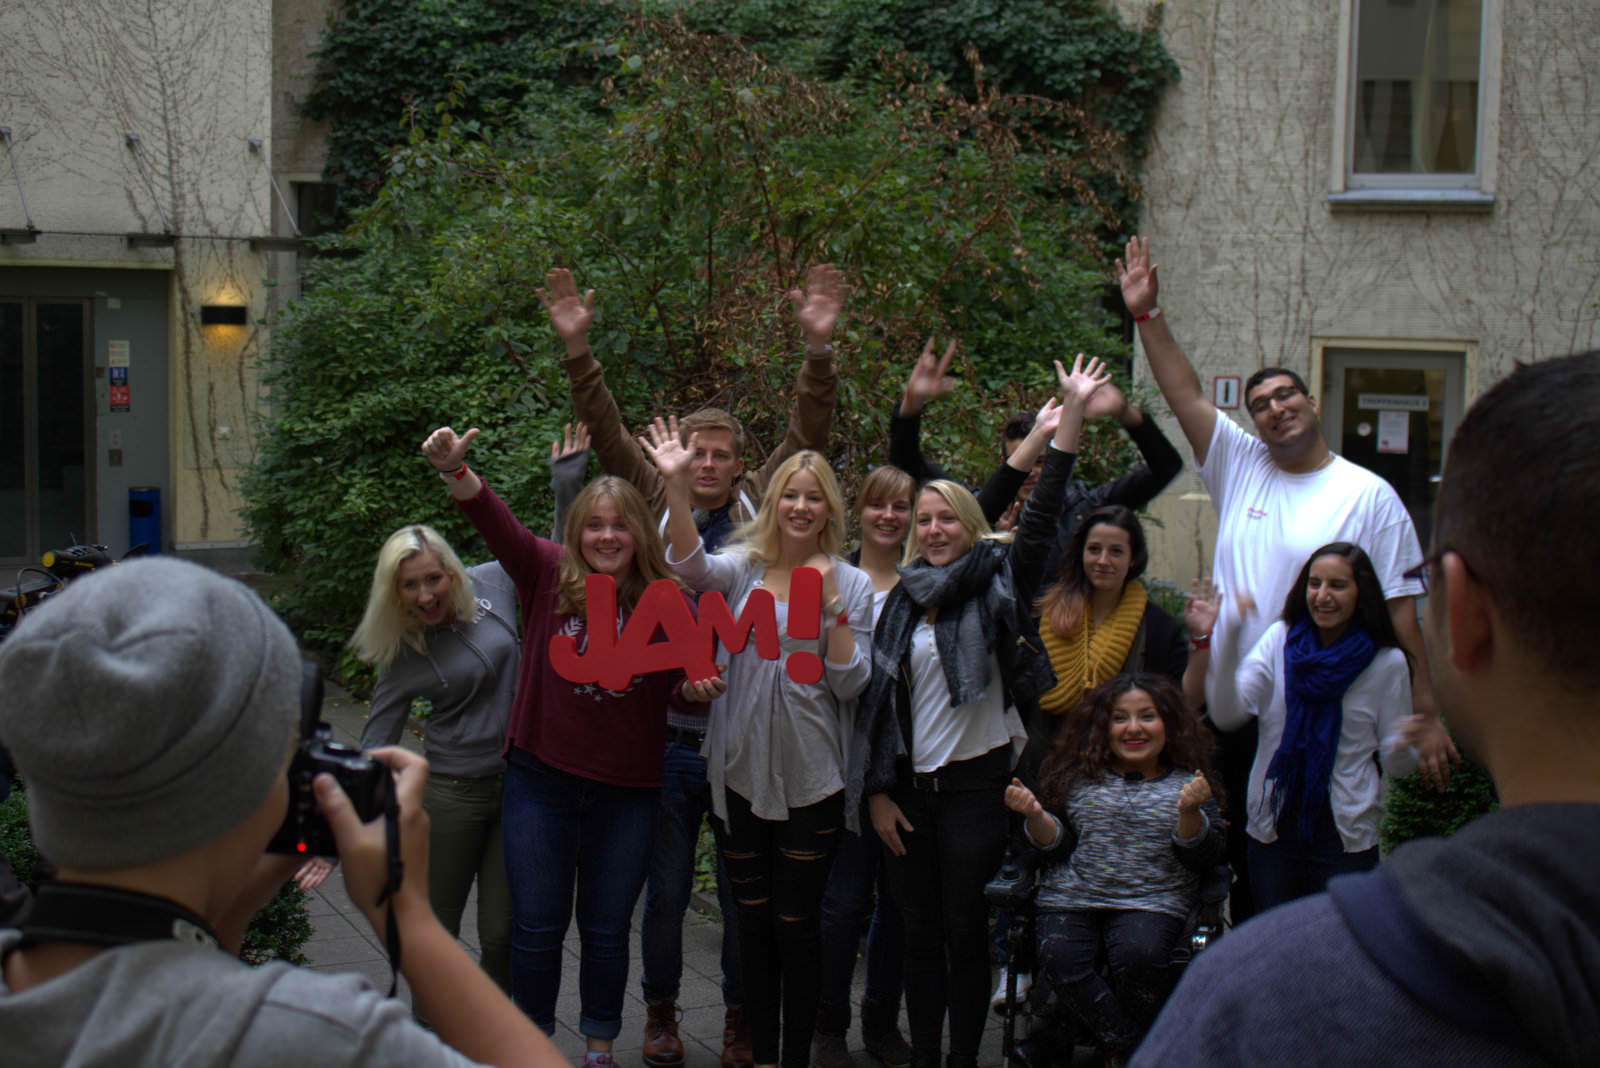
[640,734,745,1005]
[502,755,659,1039]
[1247,802,1379,914]
[818,802,905,1020]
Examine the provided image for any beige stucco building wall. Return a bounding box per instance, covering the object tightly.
[0,0,332,559]
[1113,0,1600,587]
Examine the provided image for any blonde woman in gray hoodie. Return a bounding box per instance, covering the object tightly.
[352,523,520,993]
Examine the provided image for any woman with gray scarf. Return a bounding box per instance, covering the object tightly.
[858,354,1109,1068]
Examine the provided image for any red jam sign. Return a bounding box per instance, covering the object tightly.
[550,567,826,688]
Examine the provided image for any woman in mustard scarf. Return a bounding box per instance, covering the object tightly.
[1030,506,1195,725]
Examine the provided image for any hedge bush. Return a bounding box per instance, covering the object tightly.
[0,780,313,965]
[1381,742,1499,854]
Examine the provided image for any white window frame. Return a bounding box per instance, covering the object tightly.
[1328,0,1502,211]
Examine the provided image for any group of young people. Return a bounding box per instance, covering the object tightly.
[3,237,1593,1068]
[343,238,1443,1068]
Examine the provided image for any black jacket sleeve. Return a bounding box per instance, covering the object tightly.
[888,400,954,486]
[1141,603,1190,687]
[1052,414,1186,555]
[1008,445,1076,611]
[974,462,1028,525]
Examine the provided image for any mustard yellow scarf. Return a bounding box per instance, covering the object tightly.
[1038,581,1147,714]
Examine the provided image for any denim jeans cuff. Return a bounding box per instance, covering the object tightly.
[580,1012,623,1041]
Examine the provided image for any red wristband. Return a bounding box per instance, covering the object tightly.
[833,611,850,628]
[1189,633,1210,650]
[1134,307,1161,323]
[439,463,469,482]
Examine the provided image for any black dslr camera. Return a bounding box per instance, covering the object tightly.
[267,661,396,858]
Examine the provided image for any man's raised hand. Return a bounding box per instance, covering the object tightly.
[639,415,696,484]
[790,263,851,350]
[536,268,596,354]
[1115,236,1159,319]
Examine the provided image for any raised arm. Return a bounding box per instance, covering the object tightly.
[752,264,849,487]
[548,421,591,543]
[1008,355,1111,603]
[976,396,1060,523]
[888,337,961,485]
[540,268,666,504]
[1182,577,1219,714]
[421,426,550,592]
[1117,237,1218,464]
[639,415,705,565]
[1079,381,1186,511]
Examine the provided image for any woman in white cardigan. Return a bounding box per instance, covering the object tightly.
[1205,542,1417,912]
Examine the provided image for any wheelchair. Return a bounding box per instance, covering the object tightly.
[985,846,1230,1068]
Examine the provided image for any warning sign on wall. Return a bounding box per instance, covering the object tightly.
[109,384,131,412]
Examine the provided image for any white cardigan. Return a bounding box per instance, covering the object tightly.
[1218,621,1417,852]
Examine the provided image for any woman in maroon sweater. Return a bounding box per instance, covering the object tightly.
[422,425,721,1068]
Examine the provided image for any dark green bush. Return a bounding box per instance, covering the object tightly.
[0,784,36,889]
[0,780,313,966]
[1381,745,1499,853]
[252,11,1172,675]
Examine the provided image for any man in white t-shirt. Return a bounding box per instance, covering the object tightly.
[1115,237,1457,917]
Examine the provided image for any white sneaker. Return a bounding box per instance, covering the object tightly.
[990,968,1032,1015]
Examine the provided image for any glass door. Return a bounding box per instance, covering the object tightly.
[1321,348,1465,554]
[0,299,93,567]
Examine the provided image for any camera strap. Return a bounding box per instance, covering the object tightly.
[17,882,220,951]
[377,794,405,997]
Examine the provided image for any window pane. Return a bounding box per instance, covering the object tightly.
[36,303,86,548]
[0,302,23,558]
[1353,0,1481,175]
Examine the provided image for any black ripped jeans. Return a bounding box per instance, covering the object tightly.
[718,788,846,1068]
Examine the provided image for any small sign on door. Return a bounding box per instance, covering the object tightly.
[1377,410,1409,454]
[109,384,131,412]
[1214,375,1240,410]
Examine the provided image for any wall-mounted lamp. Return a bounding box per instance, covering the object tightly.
[200,304,248,326]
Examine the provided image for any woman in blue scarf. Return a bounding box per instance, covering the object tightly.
[1210,542,1418,911]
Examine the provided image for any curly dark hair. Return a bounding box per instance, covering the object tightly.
[1037,673,1222,813]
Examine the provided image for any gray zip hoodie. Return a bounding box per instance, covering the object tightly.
[359,562,519,778]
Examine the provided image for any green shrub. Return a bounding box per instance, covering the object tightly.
[1381,743,1499,853]
[241,883,315,966]
[0,779,313,966]
[252,13,1166,675]
[0,783,37,889]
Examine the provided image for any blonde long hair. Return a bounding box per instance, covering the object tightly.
[723,450,846,566]
[556,476,687,617]
[350,525,479,670]
[902,479,1013,566]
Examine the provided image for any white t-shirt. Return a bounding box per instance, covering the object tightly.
[1198,415,1424,720]
[1220,620,1418,851]
[906,621,1011,773]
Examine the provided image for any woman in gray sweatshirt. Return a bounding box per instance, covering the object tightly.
[353,523,520,993]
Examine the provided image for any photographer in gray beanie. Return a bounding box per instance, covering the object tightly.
[0,556,564,1068]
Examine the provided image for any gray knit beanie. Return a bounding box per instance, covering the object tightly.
[0,557,300,869]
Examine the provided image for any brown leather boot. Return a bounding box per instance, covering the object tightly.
[642,1001,684,1068]
[722,1005,754,1068]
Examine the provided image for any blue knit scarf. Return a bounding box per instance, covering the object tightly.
[1265,618,1377,842]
